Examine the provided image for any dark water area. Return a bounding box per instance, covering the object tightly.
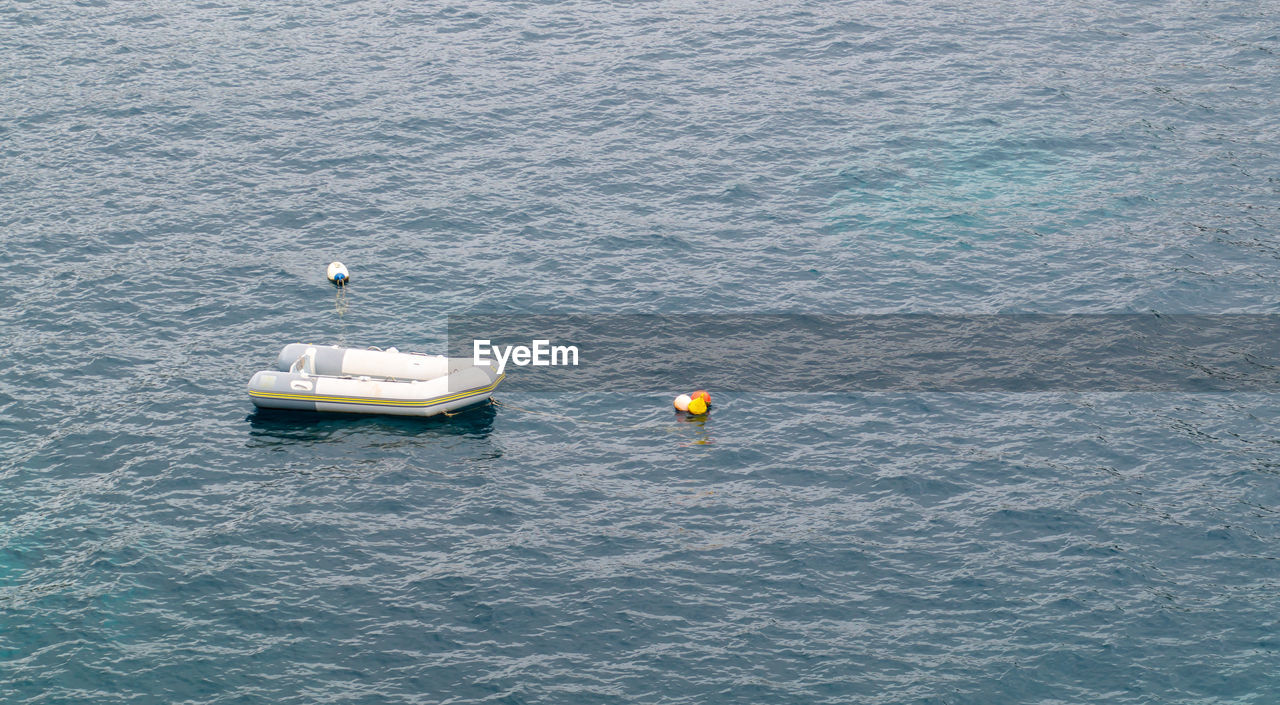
[3,1,1279,702]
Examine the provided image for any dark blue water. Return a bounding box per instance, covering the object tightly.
[4,1,1280,702]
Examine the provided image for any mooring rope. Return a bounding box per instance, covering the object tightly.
[334,286,349,348]
[489,398,672,431]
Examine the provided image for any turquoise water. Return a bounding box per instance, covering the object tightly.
[3,1,1280,702]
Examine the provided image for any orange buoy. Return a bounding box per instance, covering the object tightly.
[690,390,711,406]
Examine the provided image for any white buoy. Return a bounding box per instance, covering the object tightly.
[327,261,349,286]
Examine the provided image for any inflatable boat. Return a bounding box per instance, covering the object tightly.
[248,344,503,417]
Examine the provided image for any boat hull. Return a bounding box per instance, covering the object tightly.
[248,346,503,417]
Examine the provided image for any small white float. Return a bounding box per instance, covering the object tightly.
[326,261,349,286]
[248,344,503,417]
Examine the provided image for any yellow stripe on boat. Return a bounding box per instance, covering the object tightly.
[249,376,504,407]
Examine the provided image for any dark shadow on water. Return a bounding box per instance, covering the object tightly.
[245,400,497,446]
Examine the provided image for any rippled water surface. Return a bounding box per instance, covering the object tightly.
[4,1,1280,702]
